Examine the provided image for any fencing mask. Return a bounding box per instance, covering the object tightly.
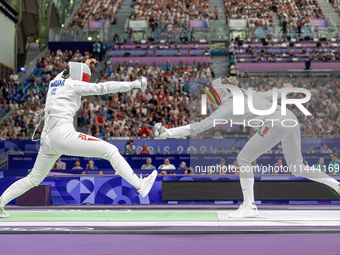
[210,76,234,99]
[64,62,91,82]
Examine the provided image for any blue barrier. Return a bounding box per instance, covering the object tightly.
[1,175,339,205]
[49,41,94,55]
[108,49,205,56]
[8,154,190,171]
[2,168,186,177]
[7,153,335,176]
[2,138,340,154]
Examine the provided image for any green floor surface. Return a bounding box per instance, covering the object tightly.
[2,210,218,221]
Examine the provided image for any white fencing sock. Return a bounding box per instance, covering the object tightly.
[110,152,141,190]
[239,165,255,207]
[0,177,32,208]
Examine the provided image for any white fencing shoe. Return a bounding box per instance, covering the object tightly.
[338,183,340,195]
[0,197,9,218]
[0,198,9,218]
[0,207,9,218]
[228,203,259,218]
[137,170,158,198]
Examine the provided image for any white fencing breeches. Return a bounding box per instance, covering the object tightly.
[0,117,140,208]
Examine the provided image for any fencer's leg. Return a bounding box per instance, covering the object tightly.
[109,151,141,189]
[109,150,158,197]
[53,130,141,189]
[0,150,60,209]
[282,125,340,191]
[237,127,283,206]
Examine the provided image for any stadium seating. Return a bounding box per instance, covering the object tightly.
[1,0,339,142]
[68,0,122,27]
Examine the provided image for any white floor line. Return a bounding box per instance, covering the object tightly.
[0,220,339,227]
[0,210,340,227]
[217,210,340,226]
[0,221,221,227]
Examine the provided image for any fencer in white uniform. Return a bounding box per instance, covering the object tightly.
[0,60,157,218]
[154,76,340,218]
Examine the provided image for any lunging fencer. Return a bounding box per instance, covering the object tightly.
[0,59,157,218]
[154,76,340,218]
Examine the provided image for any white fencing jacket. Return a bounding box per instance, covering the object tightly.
[161,88,298,138]
[44,72,140,122]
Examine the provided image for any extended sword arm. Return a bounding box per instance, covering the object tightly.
[158,105,231,138]
[71,78,146,96]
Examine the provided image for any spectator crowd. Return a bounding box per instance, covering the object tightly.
[1,37,339,141]
[130,0,212,28]
[232,40,340,62]
[224,0,323,39]
[127,0,214,42]
[68,0,122,27]
[224,0,275,27]
[330,0,340,16]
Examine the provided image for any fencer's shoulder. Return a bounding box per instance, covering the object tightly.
[50,78,66,88]
[220,94,234,105]
[64,78,79,86]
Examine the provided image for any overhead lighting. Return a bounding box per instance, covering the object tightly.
[61,24,64,27]
[87,37,92,41]
[20,67,26,72]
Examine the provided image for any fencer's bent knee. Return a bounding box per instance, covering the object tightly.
[27,169,45,187]
[237,153,252,166]
[103,145,119,161]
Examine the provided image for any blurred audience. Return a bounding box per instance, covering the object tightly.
[72,160,84,169]
[158,158,176,169]
[139,143,151,154]
[69,0,122,27]
[141,158,156,169]
[86,160,98,169]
